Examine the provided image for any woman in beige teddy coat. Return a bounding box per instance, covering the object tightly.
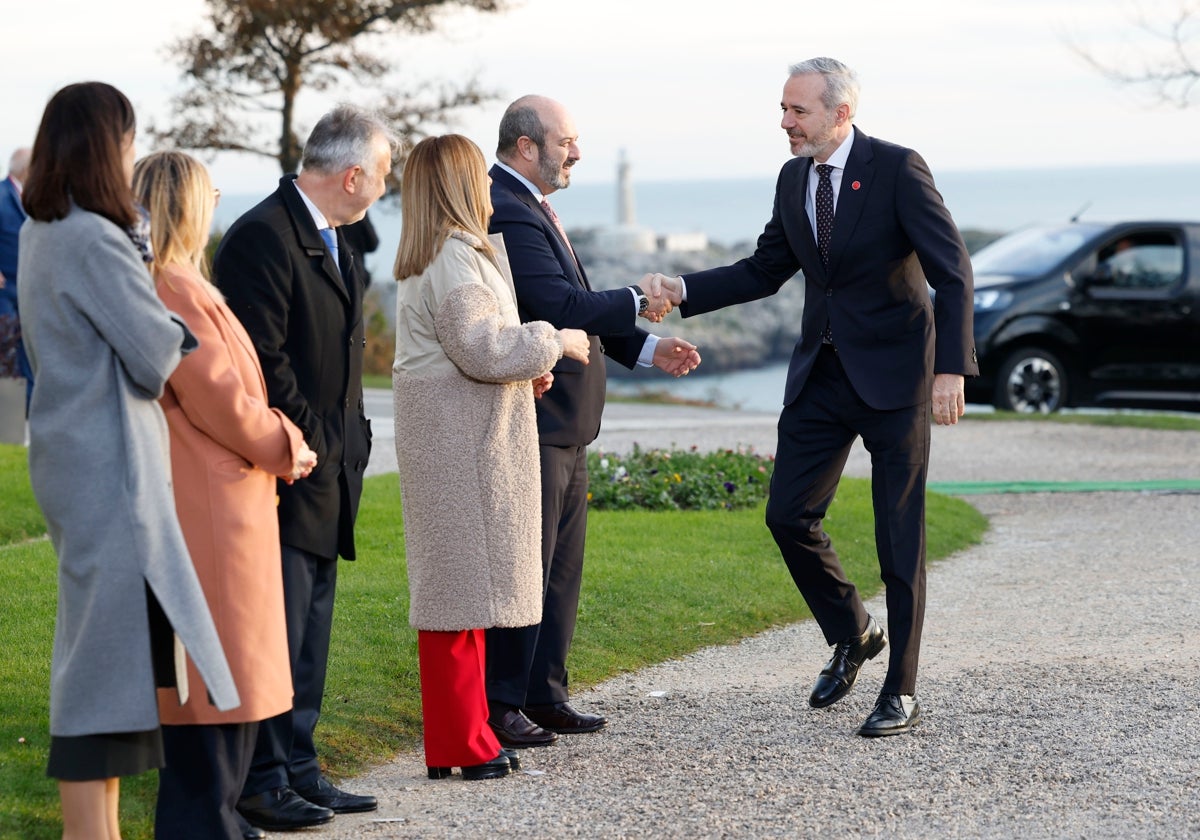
[392,134,590,781]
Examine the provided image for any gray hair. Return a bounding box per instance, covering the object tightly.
[788,57,859,119]
[496,96,547,159]
[301,105,400,174]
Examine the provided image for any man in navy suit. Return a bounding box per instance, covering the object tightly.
[655,58,977,737]
[485,95,700,748]
[215,106,396,831]
[0,147,33,413]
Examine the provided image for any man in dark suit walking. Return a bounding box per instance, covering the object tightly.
[215,105,398,831]
[485,95,700,749]
[655,57,977,737]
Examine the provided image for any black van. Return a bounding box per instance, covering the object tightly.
[964,220,1200,413]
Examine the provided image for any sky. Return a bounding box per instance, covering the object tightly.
[3,0,1199,192]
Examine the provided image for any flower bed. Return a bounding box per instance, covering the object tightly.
[587,445,774,511]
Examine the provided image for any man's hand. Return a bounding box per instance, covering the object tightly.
[647,273,684,306]
[931,373,966,425]
[637,273,674,323]
[653,337,701,377]
[284,442,319,484]
[532,372,554,398]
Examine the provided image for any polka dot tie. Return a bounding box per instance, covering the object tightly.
[815,163,834,268]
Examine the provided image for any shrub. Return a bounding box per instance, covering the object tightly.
[587,444,774,511]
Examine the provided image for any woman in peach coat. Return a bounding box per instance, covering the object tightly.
[133,151,318,840]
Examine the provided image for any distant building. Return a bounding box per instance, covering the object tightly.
[593,149,707,255]
[658,232,709,252]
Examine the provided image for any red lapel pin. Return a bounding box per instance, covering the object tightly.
[851,180,861,190]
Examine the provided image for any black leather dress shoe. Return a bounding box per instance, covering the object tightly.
[858,693,922,737]
[462,751,510,781]
[293,775,378,813]
[523,702,607,734]
[236,786,334,831]
[488,707,559,748]
[809,615,887,709]
[500,747,521,770]
[428,748,520,779]
[236,812,265,840]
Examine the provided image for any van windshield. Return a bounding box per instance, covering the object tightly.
[971,223,1105,277]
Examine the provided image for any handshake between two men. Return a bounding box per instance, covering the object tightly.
[631,273,697,378]
[636,272,684,323]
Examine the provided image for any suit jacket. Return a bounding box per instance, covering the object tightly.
[214,175,371,561]
[155,264,303,725]
[488,165,647,447]
[0,176,25,291]
[682,129,978,411]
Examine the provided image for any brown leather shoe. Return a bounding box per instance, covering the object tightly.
[488,707,558,748]
[523,702,607,734]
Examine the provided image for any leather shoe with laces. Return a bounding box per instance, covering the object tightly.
[293,775,378,813]
[858,692,922,737]
[809,615,887,709]
[489,706,558,748]
[523,702,607,734]
[236,786,334,831]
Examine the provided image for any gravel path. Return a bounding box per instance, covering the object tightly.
[323,396,1200,839]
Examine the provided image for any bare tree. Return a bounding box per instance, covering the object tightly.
[1073,1,1200,107]
[151,0,507,181]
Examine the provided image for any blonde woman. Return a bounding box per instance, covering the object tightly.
[393,134,590,780]
[133,151,317,839]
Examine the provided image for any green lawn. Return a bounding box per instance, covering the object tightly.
[1,432,994,839]
[4,404,1196,837]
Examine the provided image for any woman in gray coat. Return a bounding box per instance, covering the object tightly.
[18,82,237,839]
[392,134,590,781]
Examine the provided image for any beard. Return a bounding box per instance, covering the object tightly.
[791,114,838,158]
[538,149,573,190]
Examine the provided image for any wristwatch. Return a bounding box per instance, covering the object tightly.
[631,284,650,315]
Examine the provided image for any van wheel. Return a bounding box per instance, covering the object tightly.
[994,347,1069,413]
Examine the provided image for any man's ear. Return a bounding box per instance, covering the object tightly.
[342,165,362,193]
[516,136,538,163]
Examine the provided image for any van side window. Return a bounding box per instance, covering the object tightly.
[1093,232,1183,291]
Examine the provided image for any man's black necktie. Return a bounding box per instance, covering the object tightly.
[815,163,834,268]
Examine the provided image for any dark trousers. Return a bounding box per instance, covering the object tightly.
[766,345,930,695]
[487,443,588,708]
[243,545,337,796]
[156,722,258,840]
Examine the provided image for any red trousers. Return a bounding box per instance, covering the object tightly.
[417,629,502,767]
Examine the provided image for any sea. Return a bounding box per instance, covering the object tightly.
[212,162,1200,413]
